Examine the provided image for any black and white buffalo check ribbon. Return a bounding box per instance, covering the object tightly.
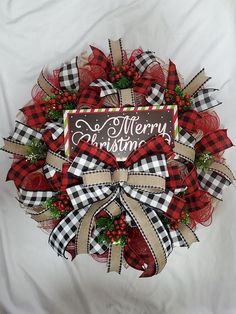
[197,169,231,200]
[145,85,221,113]
[11,121,42,144]
[146,83,165,105]
[178,127,196,148]
[59,56,79,90]
[90,79,117,97]
[44,122,64,140]
[191,88,221,112]
[134,51,158,75]
[18,188,56,206]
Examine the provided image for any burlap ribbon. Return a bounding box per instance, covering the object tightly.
[37,70,60,96]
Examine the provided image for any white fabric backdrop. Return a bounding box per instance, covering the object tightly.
[0,1,236,313]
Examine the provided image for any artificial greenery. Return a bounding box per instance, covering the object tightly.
[161,207,190,227]
[25,138,47,163]
[195,152,214,173]
[112,75,133,89]
[42,196,61,219]
[96,215,127,247]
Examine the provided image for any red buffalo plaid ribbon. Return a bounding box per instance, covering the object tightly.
[182,166,210,212]
[167,60,180,91]
[124,227,156,278]
[42,129,63,152]
[88,46,112,73]
[124,134,173,168]
[48,163,80,191]
[7,158,45,188]
[78,86,105,107]
[133,77,156,96]
[195,129,233,155]
[179,110,202,133]
[21,103,47,129]
[166,163,183,190]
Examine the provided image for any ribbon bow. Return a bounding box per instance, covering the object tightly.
[1,120,64,190]
[49,135,197,276]
[88,39,158,107]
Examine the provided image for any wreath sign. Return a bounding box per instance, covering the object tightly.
[1,39,235,277]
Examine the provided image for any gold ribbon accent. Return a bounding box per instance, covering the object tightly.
[118,88,135,106]
[173,141,196,162]
[46,151,68,171]
[182,69,211,96]
[209,161,235,183]
[1,139,26,156]
[37,70,60,97]
[108,38,123,66]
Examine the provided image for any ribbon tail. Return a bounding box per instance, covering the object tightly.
[76,194,123,274]
[18,188,56,207]
[121,193,167,275]
[107,244,123,274]
[177,224,199,247]
[167,60,180,91]
[108,38,124,67]
[1,138,26,156]
[192,88,221,112]
[59,56,79,90]
[182,69,211,96]
[145,83,165,105]
[12,121,42,144]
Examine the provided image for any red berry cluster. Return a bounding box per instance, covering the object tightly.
[164,89,191,112]
[53,194,71,214]
[109,57,139,87]
[46,88,77,111]
[105,213,127,243]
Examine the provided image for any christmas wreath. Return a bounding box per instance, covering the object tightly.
[1,39,234,277]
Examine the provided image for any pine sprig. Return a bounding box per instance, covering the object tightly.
[195,152,214,172]
[25,139,47,163]
[112,75,133,89]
